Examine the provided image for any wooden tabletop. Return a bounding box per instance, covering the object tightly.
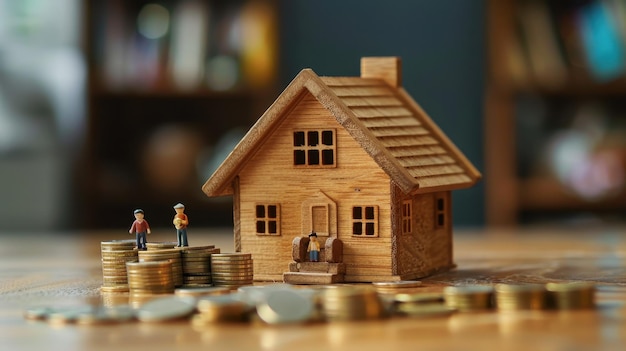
[2,227,626,351]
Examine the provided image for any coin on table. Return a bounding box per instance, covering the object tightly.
[443,285,494,312]
[256,289,314,324]
[136,296,197,322]
[373,280,422,288]
[24,306,55,320]
[545,282,596,310]
[393,292,445,304]
[47,306,95,325]
[175,287,230,298]
[396,303,456,318]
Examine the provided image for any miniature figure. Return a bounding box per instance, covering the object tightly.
[307,232,320,262]
[129,209,151,250]
[173,203,189,247]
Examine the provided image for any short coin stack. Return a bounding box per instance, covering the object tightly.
[192,295,250,325]
[126,261,175,295]
[320,286,385,321]
[100,240,138,293]
[443,285,494,312]
[372,280,422,295]
[139,249,184,287]
[146,242,177,251]
[210,253,254,288]
[181,246,220,286]
[495,284,546,310]
[546,282,596,310]
[391,292,452,318]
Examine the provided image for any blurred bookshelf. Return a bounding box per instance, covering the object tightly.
[83,0,279,228]
[486,0,626,226]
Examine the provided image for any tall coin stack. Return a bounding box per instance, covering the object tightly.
[495,284,546,310]
[210,253,254,288]
[100,240,138,293]
[138,249,184,287]
[546,282,595,310]
[181,246,220,286]
[443,285,494,312]
[320,286,385,321]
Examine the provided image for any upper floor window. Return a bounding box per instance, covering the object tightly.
[293,130,336,167]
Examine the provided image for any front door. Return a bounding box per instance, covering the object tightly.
[301,191,337,238]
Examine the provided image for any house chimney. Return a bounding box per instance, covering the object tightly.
[360,57,402,87]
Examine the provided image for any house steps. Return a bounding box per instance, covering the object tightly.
[283,261,346,284]
[283,271,345,285]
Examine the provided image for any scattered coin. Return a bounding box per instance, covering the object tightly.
[136,296,197,322]
[256,289,314,324]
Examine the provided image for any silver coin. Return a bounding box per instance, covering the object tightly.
[256,289,314,324]
[136,296,196,322]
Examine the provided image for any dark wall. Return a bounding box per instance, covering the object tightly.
[278,0,486,227]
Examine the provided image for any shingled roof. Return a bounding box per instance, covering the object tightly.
[202,57,481,197]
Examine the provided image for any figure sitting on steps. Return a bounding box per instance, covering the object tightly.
[307,232,320,262]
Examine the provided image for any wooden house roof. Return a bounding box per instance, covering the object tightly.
[202,57,481,197]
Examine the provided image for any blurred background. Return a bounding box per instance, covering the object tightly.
[0,0,624,231]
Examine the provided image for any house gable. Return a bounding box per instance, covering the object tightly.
[202,65,480,200]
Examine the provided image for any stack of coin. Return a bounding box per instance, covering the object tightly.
[546,282,595,310]
[443,285,494,312]
[126,261,175,295]
[210,253,254,288]
[495,284,546,311]
[146,242,177,251]
[181,246,220,286]
[192,295,250,324]
[139,249,183,287]
[392,292,447,317]
[320,286,385,321]
[100,240,138,293]
[372,280,422,295]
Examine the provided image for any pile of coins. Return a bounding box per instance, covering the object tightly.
[495,283,546,310]
[139,249,184,287]
[181,246,220,286]
[444,283,596,312]
[320,286,385,321]
[27,281,601,327]
[100,240,138,293]
[126,261,175,295]
[210,253,254,288]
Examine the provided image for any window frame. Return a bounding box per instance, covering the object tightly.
[255,204,281,236]
[351,205,379,237]
[402,200,412,234]
[435,195,446,230]
[293,129,336,168]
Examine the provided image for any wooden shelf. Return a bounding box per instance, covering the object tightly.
[519,177,626,211]
[485,0,626,225]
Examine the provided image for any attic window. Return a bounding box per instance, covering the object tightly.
[255,204,280,235]
[293,130,336,167]
[352,206,378,237]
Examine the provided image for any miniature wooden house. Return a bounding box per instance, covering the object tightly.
[202,57,481,283]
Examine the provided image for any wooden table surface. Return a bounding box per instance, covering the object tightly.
[2,227,626,351]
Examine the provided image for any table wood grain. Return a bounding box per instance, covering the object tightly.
[1,227,626,351]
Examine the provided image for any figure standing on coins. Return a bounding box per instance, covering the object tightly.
[129,209,151,250]
[173,203,189,247]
